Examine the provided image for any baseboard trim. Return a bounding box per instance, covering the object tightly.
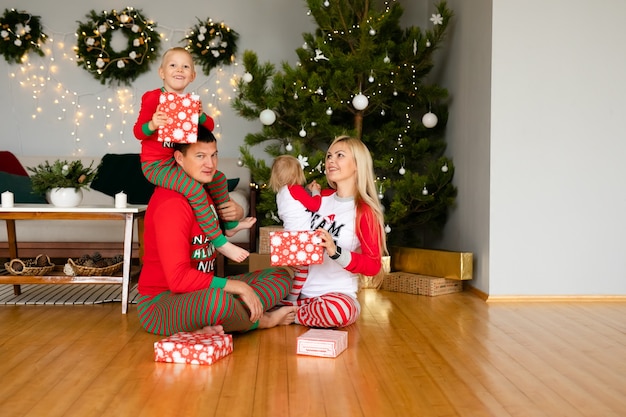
[486,294,626,302]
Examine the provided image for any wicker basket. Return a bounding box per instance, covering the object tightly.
[4,255,55,276]
[64,258,124,276]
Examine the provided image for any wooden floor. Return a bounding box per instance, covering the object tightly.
[1,289,625,417]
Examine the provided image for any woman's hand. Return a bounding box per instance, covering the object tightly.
[223,280,263,323]
[316,227,338,258]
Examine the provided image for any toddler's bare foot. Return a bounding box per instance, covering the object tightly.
[258,306,298,328]
[193,325,225,335]
[218,242,249,263]
[225,217,257,237]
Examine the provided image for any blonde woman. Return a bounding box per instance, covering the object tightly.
[293,135,387,328]
[269,155,322,301]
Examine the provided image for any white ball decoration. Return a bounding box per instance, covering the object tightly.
[369,28,376,36]
[385,224,391,234]
[237,158,244,167]
[422,112,438,128]
[326,107,333,116]
[259,109,276,125]
[422,186,429,196]
[299,128,307,137]
[242,72,253,83]
[285,142,293,152]
[383,55,390,64]
[399,166,406,175]
[441,164,449,173]
[352,93,369,110]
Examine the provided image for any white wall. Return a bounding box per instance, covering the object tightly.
[489,0,626,296]
[438,0,626,296]
[0,0,315,158]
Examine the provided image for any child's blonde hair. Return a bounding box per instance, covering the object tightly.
[269,155,306,193]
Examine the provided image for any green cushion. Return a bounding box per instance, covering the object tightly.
[227,178,239,192]
[0,172,47,203]
[90,154,155,204]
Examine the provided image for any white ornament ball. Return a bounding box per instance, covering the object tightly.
[369,28,376,36]
[441,164,449,173]
[237,158,244,167]
[422,112,438,128]
[385,224,391,234]
[323,0,330,7]
[285,142,293,152]
[426,40,431,47]
[326,107,333,116]
[299,128,307,137]
[242,72,253,83]
[399,167,406,175]
[422,186,429,196]
[378,192,384,200]
[352,93,369,110]
[368,75,374,83]
[383,55,390,64]
[259,109,276,125]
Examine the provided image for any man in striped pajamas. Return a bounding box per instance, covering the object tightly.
[137,129,296,336]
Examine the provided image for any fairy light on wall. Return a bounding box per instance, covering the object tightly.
[5,21,242,154]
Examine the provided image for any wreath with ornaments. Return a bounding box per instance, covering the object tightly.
[0,9,47,64]
[183,18,239,76]
[75,7,162,85]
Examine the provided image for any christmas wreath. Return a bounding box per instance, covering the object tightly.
[0,9,47,64]
[183,18,238,76]
[75,7,162,85]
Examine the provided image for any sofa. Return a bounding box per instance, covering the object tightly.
[0,152,257,276]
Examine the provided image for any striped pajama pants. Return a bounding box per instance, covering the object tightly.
[137,268,292,336]
[284,292,360,328]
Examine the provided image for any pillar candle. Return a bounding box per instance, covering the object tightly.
[1,191,14,208]
[115,191,127,208]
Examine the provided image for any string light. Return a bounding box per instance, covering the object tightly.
[5,24,241,153]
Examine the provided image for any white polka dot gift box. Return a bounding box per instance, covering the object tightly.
[269,230,324,266]
[154,332,233,365]
[157,92,200,143]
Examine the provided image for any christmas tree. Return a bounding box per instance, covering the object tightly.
[231,0,456,247]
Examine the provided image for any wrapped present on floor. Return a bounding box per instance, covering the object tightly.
[270,230,323,266]
[382,272,463,296]
[297,329,348,358]
[258,226,284,254]
[390,247,473,280]
[154,332,233,365]
[157,92,200,143]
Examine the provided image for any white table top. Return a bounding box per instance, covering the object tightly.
[0,204,147,213]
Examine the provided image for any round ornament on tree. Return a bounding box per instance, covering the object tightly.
[259,109,276,125]
[422,112,438,128]
[352,93,369,110]
[242,72,253,83]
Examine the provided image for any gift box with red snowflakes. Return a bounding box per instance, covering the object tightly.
[154,332,233,365]
[269,230,324,266]
[157,92,200,143]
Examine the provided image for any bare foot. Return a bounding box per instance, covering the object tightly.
[217,242,249,263]
[193,324,225,335]
[258,306,298,328]
[225,217,257,237]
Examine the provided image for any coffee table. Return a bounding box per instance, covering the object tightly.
[0,204,146,314]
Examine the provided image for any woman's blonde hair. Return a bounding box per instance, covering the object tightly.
[327,135,388,256]
[269,155,306,193]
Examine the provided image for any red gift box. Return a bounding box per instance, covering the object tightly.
[297,329,348,358]
[154,332,233,365]
[157,92,200,143]
[269,230,324,266]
